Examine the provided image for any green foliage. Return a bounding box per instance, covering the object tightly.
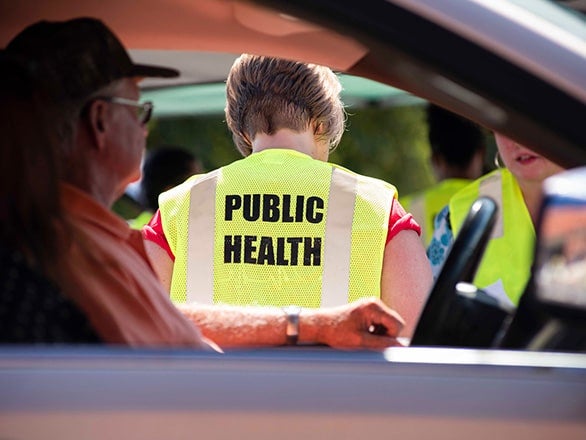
[147,115,241,169]
[332,104,435,198]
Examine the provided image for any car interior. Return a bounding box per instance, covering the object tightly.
[2,0,585,164]
[1,1,585,438]
[2,0,584,352]
[412,183,586,351]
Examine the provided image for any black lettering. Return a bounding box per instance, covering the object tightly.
[295,195,304,222]
[306,196,324,223]
[276,238,289,265]
[243,235,257,263]
[243,194,260,221]
[282,195,294,222]
[287,237,302,265]
[224,235,242,263]
[224,235,323,266]
[225,195,241,221]
[304,237,321,266]
[262,194,280,222]
[257,236,275,265]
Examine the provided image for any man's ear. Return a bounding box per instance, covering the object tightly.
[96,116,104,132]
[86,100,109,150]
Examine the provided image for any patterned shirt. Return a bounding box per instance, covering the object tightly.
[426,205,454,279]
[0,247,101,344]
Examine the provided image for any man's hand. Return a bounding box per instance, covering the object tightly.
[300,298,406,350]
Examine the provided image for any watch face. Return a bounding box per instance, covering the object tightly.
[283,306,301,345]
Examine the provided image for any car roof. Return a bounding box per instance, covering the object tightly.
[1,0,585,167]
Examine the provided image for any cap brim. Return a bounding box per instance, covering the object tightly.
[131,63,179,78]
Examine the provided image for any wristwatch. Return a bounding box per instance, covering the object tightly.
[282,305,302,345]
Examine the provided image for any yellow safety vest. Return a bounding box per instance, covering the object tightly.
[128,210,154,230]
[401,178,471,246]
[159,149,396,307]
[449,169,535,305]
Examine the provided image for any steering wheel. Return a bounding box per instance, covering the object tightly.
[410,196,498,346]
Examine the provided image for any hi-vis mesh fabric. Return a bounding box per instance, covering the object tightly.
[401,178,471,246]
[159,149,396,307]
[449,168,535,305]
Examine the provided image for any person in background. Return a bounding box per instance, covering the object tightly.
[427,133,565,307]
[401,104,486,246]
[129,146,203,229]
[144,54,432,338]
[0,51,100,343]
[6,17,406,350]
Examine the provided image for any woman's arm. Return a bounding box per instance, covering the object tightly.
[381,229,433,338]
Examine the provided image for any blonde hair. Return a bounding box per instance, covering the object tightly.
[225,54,346,157]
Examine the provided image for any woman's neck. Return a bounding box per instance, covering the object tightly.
[252,129,317,157]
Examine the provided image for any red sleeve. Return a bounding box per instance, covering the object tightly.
[142,209,175,261]
[386,197,421,244]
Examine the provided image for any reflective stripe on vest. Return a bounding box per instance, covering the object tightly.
[449,169,535,305]
[320,168,357,307]
[160,149,395,307]
[186,170,221,304]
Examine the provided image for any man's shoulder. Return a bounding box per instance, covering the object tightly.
[60,183,130,232]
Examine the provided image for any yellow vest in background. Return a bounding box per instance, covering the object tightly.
[159,149,396,307]
[401,178,471,246]
[449,169,535,305]
[128,210,154,230]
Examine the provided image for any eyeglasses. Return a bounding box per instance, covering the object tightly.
[98,96,154,125]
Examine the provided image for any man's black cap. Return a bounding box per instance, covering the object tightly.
[6,17,179,101]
